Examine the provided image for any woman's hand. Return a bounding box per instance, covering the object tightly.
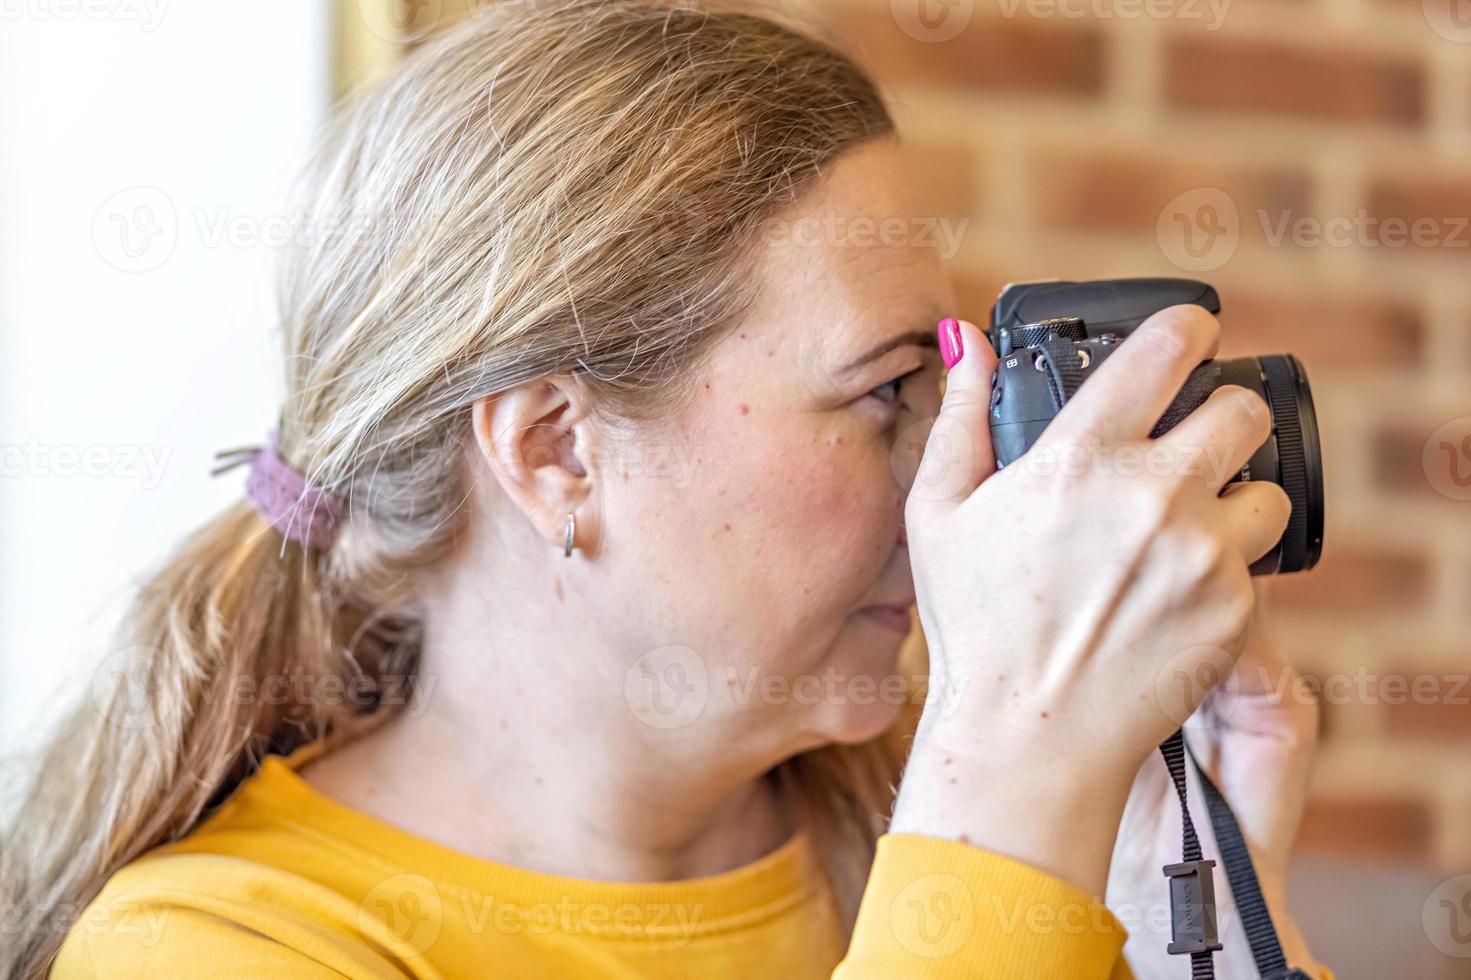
[890,310,1292,898]
[1108,581,1328,979]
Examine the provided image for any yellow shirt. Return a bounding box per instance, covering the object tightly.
[52,742,1138,978]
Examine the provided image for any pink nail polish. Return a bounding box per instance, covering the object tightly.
[938,318,963,369]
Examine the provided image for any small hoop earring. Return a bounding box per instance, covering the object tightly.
[563,512,576,557]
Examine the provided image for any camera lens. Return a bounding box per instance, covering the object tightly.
[1215,355,1325,574]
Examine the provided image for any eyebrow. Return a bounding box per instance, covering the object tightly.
[837,328,939,375]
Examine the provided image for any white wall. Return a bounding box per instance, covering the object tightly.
[0,2,332,759]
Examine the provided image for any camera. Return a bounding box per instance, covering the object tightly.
[987,277,1324,575]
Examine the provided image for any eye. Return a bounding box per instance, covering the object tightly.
[867,366,924,407]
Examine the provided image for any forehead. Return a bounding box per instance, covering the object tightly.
[734,141,952,383]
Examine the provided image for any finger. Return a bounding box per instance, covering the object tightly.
[1219,479,1291,565]
[910,318,998,510]
[1223,599,1291,701]
[1213,657,1320,761]
[1204,581,1282,700]
[1158,384,1272,491]
[1216,581,1318,738]
[1037,304,1221,450]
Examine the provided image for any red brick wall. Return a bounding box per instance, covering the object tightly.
[800,0,1470,971]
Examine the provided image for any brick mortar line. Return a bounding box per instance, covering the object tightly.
[891,0,1448,54]
[963,229,1471,303]
[889,88,1459,166]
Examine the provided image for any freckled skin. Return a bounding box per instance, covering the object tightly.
[298,141,958,886]
[584,140,955,750]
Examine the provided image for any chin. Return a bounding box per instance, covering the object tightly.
[821,695,908,746]
[820,644,913,745]
[787,617,915,746]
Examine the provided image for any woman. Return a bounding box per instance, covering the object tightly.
[3,1,1330,977]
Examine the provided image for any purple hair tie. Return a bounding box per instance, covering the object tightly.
[212,431,342,550]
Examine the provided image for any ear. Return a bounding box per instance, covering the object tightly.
[470,375,598,555]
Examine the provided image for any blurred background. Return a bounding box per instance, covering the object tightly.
[2,1,1468,976]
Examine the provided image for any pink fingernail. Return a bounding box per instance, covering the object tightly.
[938,318,963,369]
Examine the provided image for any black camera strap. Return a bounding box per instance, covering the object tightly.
[1159,730,1221,978]
[1035,337,1222,436]
[1159,729,1313,980]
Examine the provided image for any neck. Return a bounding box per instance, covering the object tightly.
[301,570,799,883]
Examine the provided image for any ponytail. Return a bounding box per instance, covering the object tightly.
[0,503,420,979]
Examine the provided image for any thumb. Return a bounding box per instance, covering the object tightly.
[911,318,998,511]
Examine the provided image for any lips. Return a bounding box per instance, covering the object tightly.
[858,601,914,635]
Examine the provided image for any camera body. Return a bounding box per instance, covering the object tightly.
[986,278,1324,575]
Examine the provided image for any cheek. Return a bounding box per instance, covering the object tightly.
[744,432,902,592]
[604,414,900,632]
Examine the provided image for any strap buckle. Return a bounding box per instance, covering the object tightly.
[1162,857,1224,956]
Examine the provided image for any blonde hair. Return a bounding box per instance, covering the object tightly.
[0,2,910,974]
